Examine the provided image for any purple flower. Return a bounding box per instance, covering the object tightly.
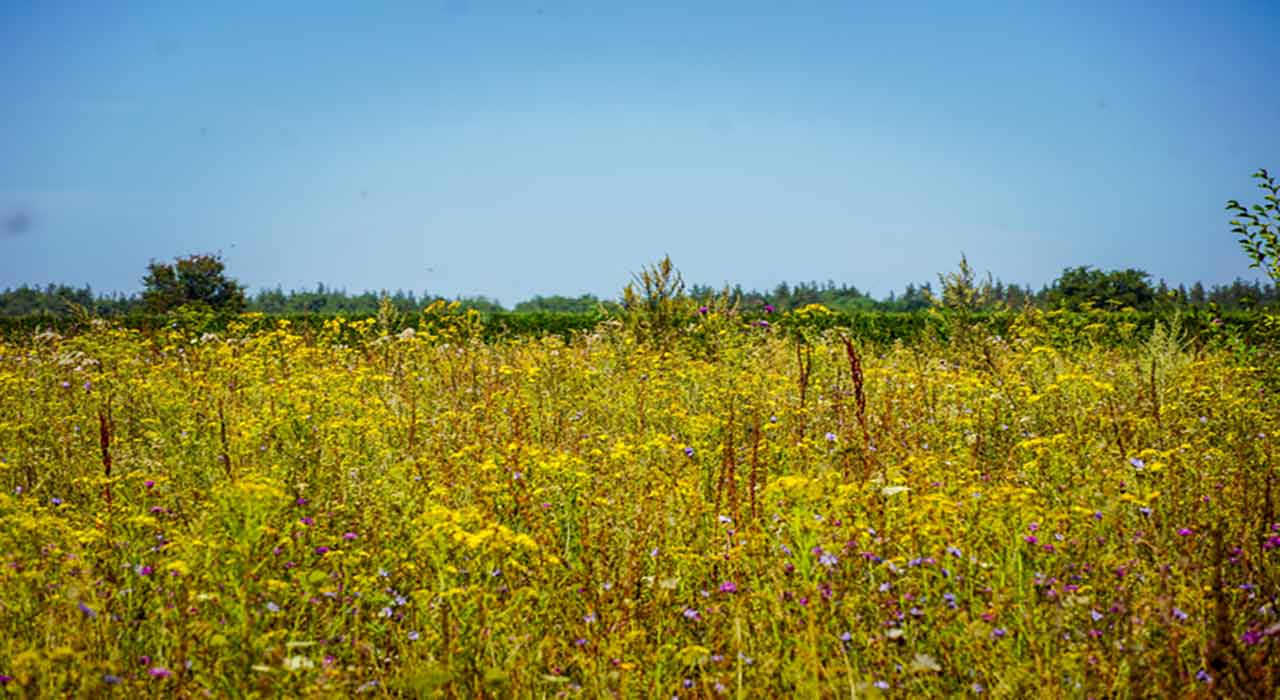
[1177,528,1194,537]
[50,497,63,506]
[583,612,597,624]
[990,628,1007,639]
[763,304,775,313]
[1196,669,1212,683]
[343,532,358,541]
[1129,457,1145,470]
[1172,607,1188,621]
[0,675,11,685]
[103,674,122,685]
[315,546,330,555]
[1241,629,1263,645]
[407,630,419,641]
[684,446,695,458]
[698,306,708,315]
[718,581,738,594]
[682,608,700,621]
[819,552,839,568]
[874,680,890,689]
[148,667,172,678]
[840,631,852,642]
[824,432,837,442]
[1024,535,1038,545]
[79,601,97,618]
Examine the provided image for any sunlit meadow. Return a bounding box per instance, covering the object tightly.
[0,302,1277,697]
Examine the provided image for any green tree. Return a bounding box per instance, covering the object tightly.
[142,253,246,313]
[1225,168,1280,284]
[1046,266,1155,311]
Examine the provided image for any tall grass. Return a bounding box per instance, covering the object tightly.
[0,307,1276,697]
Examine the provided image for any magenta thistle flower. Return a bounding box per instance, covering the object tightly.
[718,581,738,593]
[148,667,172,678]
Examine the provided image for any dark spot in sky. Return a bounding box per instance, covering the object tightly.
[3,209,33,236]
[360,189,369,198]
[199,126,208,136]
[1096,99,1107,110]
[153,37,180,57]
[709,118,736,135]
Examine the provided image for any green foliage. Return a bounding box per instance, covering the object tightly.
[1226,168,1280,284]
[621,255,693,347]
[1045,266,1156,311]
[514,294,605,313]
[936,253,995,313]
[141,253,246,313]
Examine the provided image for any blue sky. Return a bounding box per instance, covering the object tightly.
[3,1,1279,304]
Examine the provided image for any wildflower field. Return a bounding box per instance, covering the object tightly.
[1,306,1277,698]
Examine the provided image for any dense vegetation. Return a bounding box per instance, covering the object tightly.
[1,299,1278,696]
[3,267,1277,318]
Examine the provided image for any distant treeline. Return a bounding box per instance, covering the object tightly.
[2,267,1277,317]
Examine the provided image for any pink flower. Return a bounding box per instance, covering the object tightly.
[718,581,738,594]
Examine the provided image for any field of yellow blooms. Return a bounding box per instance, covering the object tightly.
[0,306,1277,698]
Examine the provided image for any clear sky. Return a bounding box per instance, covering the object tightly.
[3,1,1279,304]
